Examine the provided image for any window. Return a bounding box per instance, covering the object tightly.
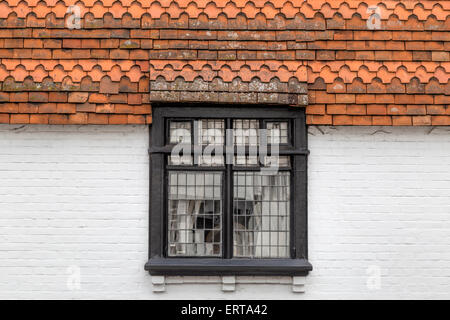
[145,105,312,276]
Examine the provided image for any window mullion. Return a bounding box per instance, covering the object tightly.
[224,118,233,259]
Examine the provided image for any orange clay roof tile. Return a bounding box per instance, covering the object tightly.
[0,0,448,125]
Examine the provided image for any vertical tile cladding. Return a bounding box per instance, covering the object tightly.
[0,1,448,124]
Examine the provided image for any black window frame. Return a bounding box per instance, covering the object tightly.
[145,104,312,276]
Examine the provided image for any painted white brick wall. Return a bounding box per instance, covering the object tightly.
[0,124,449,299]
[307,126,450,299]
[0,125,150,299]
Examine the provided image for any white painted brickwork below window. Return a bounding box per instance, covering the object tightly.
[0,125,449,299]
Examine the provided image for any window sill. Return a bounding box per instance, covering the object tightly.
[145,258,312,276]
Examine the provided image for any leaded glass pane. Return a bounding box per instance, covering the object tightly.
[264,156,291,168]
[233,119,259,146]
[168,155,193,166]
[233,155,258,167]
[233,171,290,258]
[168,171,222,257]
[267,121,289,144]
[198,119,224,146]
[198,155,224,167]
[169,121,191,144]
